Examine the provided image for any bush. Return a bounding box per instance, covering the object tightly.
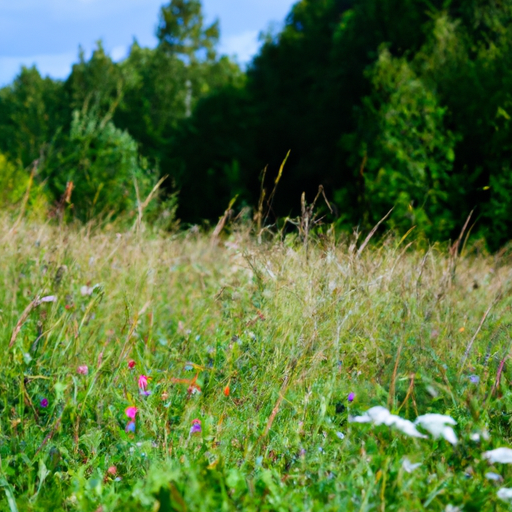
[43,108,154,221]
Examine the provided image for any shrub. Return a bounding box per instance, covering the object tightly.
[43,108,154,221]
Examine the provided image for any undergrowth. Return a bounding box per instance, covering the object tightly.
[1,218,512,511]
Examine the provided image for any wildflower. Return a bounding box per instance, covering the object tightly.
[138,375,149,391]
[223,385,230,397]
[161,391,169,401]
[348,392,355,402]
[40,295,57,303]
[497,488,512,502]
[350,406,426,439]
[188,383,201,396]
[190,419,202,435]
[125,421,136,433]
[184,363,194,371]
[471,430,489,442]
[125,406,138,420]
[459,327,465,333]
[107,466,117,476]
[128,360,136,369]
[469,375,480,384]
[81,285,94,296]
[402,458,422,473]
[414,414,458,445]
[77,365,88,375]
[40,398,49,408]
[485,472,503,482]
[483,448,512,464]
[336,432,345,440]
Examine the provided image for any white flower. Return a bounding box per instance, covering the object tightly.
[485,472,503,482]
[497,488,512,502]
[470,430,490,443]
[444,506,463,512]
[483,448,512,464]
[349,406,426,439]
[402,458,422,473]
[336,432,345,440]
[391,416,427,438]
[81,285,94,296]
[415,414,458,445]
[350,406,392,425]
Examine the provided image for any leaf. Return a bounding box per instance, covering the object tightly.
[0,479,19,512]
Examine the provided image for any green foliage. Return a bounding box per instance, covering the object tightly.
[114,43,189,161]
[0,67,65,166]
[352,43,459,238]
[64,43,125,118]
[42,108,152,221]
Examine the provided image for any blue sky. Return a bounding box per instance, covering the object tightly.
[0,0,296,86]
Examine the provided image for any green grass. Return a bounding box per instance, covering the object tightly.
[1,217,512,511]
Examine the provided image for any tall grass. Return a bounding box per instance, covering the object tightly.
[1,216,512,511]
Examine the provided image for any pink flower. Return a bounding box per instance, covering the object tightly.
[138,375,149,391]
[77,365,88,375]
[128,360,136,369]
[125,406,138,420]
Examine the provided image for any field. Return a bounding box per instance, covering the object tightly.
[2,217,512,511]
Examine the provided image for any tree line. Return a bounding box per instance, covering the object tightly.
[1,0,512,248]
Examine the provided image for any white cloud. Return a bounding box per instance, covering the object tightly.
[220,30,260,64]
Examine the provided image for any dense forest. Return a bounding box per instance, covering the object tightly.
[1,0,512,248]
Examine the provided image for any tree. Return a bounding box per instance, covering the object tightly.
[64,42,125,119]
[156,0,219,62]
[42,106,153,221]
[0,66,65,167]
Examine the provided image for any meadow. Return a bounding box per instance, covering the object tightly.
[2,216,512,511]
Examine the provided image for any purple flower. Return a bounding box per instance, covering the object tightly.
[469,375,480,384]
[189,419,202,435]
[40,398,49,408]
[126,421,136,433]
[348,392,355,402]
